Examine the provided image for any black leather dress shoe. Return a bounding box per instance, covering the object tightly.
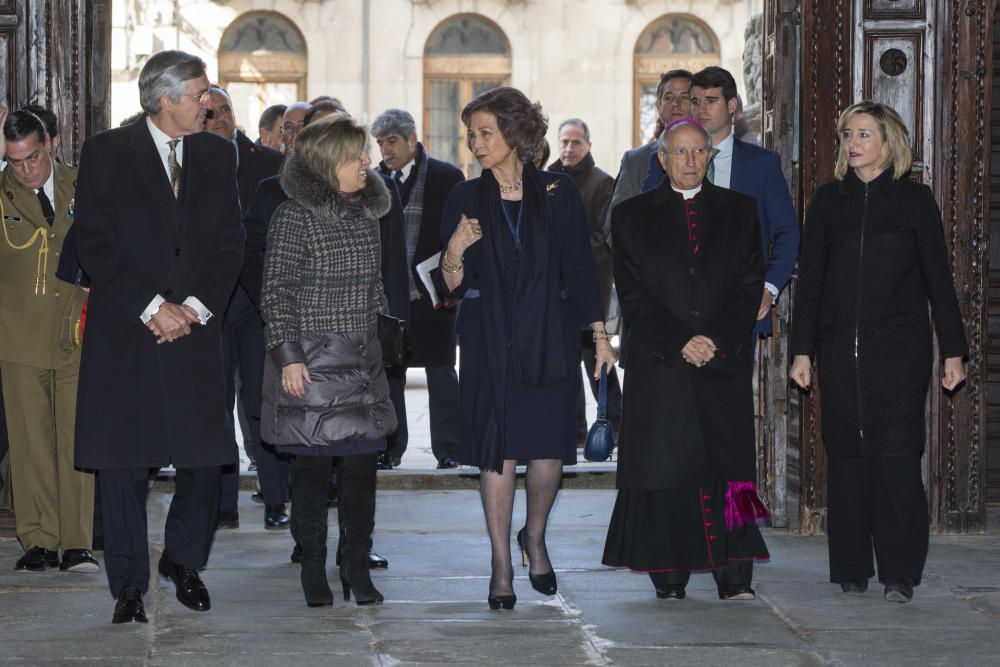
[840,578,869,593]
[368,551,389,569]
[216,510,239,530]
[60,549,100,572]
[15,546,59,572]
[883,579,914,603]
[158,555,211,611]
[112,587,147,624]
[264,504,290,530]
[719,584,756,600]
[655,583,686,600]
[376,454,394,470]
[250,491,265,504]
[436,457,460,469]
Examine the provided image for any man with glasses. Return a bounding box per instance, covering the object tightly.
[279,102,310,155]
[72,50,245,624]
[0,107,98,575]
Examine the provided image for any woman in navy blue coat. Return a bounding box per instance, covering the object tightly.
[440,88,616,609]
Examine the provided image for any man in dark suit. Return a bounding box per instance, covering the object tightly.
[72,50,245,624]
[204,85,288,531]
[639,66,799,345]
[371,109,464,469]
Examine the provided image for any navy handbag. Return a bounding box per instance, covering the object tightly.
[583,365,616,462]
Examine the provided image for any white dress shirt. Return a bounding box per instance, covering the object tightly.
[395,158,415,183]
[139,117,212,326]
[39,166,55,209]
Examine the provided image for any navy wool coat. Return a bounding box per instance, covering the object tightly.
[73,119,245,469]
[440,165,603,470]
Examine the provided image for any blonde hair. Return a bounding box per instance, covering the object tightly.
[294,113,367,190]
[834,101,912,180]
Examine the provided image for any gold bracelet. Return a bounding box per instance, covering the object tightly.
[592,329,609,343]
[441,253,464,273]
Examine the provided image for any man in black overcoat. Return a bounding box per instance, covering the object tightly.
[371,108,464,468]
[203,85,289,531]
[73,51,245,624]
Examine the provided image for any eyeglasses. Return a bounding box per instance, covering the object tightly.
[282,120,305,133]
[181,90,212,104]
[664,146,713,159]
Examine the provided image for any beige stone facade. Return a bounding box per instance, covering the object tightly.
[112,0,755,173]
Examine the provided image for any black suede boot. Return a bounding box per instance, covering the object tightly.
[338,453,383,605]
[292,455,334,607]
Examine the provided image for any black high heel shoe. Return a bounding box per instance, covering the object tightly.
[340,571,384,606]
[487,573,517,610]
[516,528,558,596]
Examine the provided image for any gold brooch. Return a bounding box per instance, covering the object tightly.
[546,181,559,194]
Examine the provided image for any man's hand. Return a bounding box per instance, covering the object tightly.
[681,335,716,367]
[149,302,194,344]
[441,296,460,310]
[180,304,202,325]
[757,288,773,321]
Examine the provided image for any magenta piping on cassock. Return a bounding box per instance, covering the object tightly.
[724,481,771,530]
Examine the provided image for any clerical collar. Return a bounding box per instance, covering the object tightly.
[672,184,702,199]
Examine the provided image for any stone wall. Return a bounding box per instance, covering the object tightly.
[110,0,752,171]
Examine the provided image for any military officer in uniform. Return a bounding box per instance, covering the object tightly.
[0,107,97,573]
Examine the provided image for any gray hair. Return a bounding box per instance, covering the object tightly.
[139,50,207,114]
[657,118,712,153]
[371,108,417,139]
[558,118,590,142]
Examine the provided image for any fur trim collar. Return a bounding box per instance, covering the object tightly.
[280,153,391,220]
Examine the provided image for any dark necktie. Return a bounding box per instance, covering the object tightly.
[706,148,722,184]
[36,188,55,226]
[167,139,181,198]
[393,170,404,188]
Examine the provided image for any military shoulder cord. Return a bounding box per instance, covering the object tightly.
[0,193,49,295]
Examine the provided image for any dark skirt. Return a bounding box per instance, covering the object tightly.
[603,482,770,572]
[455,298,579,467]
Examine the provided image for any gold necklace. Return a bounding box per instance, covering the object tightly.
[498,178,522,194]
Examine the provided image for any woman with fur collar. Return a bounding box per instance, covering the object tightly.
[261,114,397,608]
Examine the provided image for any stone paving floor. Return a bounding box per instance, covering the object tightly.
[0,489,998,666]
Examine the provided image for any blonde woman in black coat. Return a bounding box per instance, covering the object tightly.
[790,101,967,604]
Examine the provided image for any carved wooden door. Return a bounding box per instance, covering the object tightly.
[0,0,111,518]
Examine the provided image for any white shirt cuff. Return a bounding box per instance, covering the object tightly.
[183,296,213,325]
[764,282,779,304]
[140,294,166,324]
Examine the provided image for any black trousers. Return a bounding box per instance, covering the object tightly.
[659,560,755,590]
[219,286,289,509]
[384,365,408,460]
[99,466,219,598]
[576,332,623,438]
[826,453,929,586]
[425,365,460,462]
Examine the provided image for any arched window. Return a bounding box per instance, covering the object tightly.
[424,15,511,177]
[633,15,719,146]
[218,12,307,136]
